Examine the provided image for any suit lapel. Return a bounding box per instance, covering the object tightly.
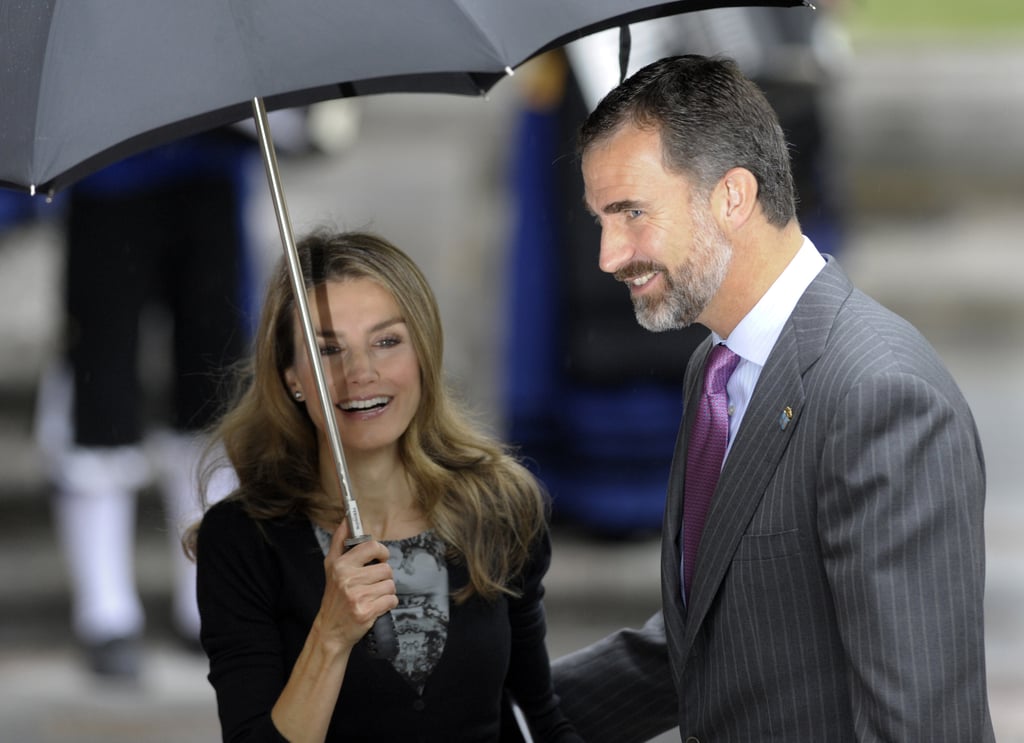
[677,259,854,656]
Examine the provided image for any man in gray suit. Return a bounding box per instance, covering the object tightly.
[552,55,994,741]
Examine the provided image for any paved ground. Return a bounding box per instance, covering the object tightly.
[1,37,1022,742]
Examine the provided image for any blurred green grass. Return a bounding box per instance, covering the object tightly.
[847,0,1024,34]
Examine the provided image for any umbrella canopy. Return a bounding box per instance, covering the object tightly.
[1,0,806,195]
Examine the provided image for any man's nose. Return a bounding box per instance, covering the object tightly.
[597,227,633,275]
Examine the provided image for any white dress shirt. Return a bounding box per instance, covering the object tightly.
[712,237,825,460]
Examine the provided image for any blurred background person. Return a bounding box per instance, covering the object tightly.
[33,128,257,681]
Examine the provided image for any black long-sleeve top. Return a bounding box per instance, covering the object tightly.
[196,497,580,742]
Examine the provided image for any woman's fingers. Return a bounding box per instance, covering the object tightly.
[328,517,352,554]
[343,538,393,568]
[320,528,397,640]
[328,519,392,565]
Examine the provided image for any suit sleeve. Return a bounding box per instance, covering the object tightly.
[552,611,678,743]
[819,370,991,741]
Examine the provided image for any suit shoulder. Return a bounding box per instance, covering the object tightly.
[836,290,951,373]
[800,291,973,424]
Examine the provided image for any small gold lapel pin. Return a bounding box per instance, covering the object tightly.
[779,406,793,430]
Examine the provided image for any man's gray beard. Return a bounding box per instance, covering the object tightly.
[632,210,732,332]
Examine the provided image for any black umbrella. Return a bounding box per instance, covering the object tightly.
[1,0,810,654]
[1,0,807,194]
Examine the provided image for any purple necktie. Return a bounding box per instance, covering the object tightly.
[682,344,740,599]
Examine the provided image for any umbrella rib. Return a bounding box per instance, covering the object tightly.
[449,0,511,78]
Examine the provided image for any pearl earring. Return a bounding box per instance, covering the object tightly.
[293,390,304,401]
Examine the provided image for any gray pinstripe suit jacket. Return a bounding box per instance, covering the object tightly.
[552,259,994,742]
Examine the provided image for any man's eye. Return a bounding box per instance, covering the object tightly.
[319,344,341,356]
[627,209,643,219]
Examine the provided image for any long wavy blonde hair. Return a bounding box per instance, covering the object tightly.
[184,229,546,602]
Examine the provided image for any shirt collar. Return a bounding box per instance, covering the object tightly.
[713,236,825,365]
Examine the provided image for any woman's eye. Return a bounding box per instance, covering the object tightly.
[319,344,341,356]
[375,335,401,348]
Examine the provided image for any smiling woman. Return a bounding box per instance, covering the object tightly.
[182,229,582,743]
[284,276,423,461]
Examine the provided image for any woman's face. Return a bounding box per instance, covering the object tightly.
[284,277,421,459]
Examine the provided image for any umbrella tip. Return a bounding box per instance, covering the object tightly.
[30,184,36,196]
[504,66,514,77]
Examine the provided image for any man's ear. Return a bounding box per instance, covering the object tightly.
[712,167,758,229]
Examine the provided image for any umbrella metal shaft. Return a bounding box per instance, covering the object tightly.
[250,97,366,539]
